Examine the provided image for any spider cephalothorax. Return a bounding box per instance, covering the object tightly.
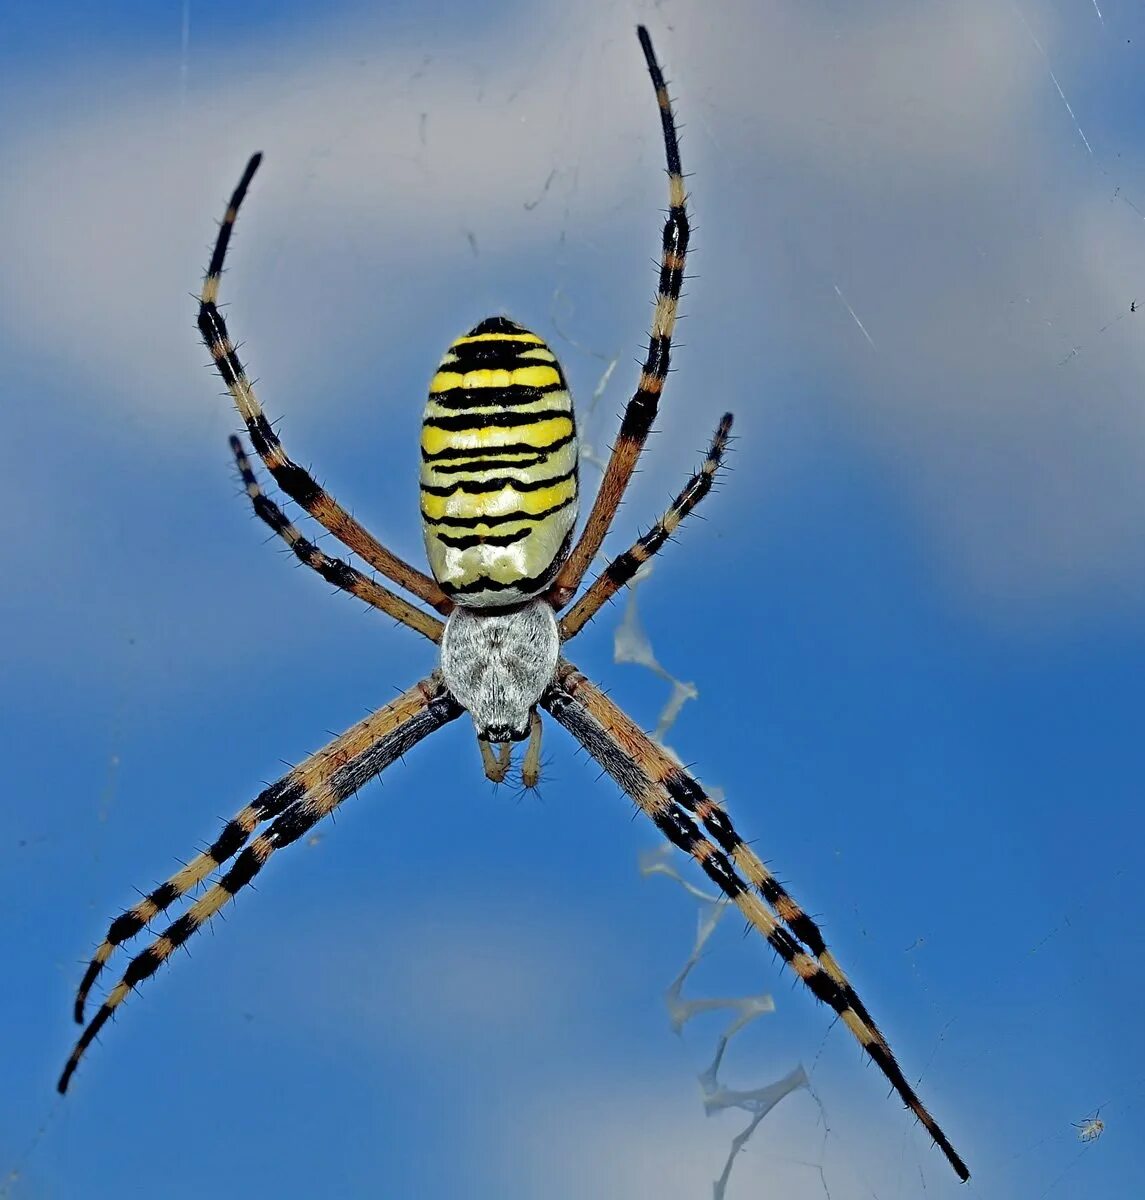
[440,597,559,742]
[59,26,968,1184]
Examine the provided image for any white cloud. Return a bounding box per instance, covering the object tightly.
[671,0,1145,624]
[274,895,602,1051]
[0,7,658,426]
[492,1064,972,1200]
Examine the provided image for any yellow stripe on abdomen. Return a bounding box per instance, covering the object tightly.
[420,316,578,608]
[429,365,562,394]
[420,415,573,460]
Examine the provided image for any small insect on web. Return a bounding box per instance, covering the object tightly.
[58,23,969,1184]
[1073,1111,1105,1143]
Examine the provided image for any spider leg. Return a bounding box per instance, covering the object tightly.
[560,414,732,640]
[547,651,888,1046]
[73,770,289,1026]
[197,153,452,615]
[231,435,444,643]
[72,668,447,1022]
[62,674,462,1090]
[548,27,689,608]
[662,769,891,1046]
[543,661,969,1183]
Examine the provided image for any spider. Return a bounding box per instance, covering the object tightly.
[59,25,968,1184]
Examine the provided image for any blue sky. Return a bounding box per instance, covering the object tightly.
[2,0,1144,1196]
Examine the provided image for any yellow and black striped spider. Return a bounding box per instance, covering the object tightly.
[59,26,968,1183]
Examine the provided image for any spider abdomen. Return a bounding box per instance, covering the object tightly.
[420,316,578,608]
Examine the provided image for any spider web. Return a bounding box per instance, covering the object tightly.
[571,329,800,1197]
[639,844,812,1200]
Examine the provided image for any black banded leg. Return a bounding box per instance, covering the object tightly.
[72,670,448,1022]
[560,414,732,641]
[60,675,463,1093]
[74,775,290,1025]
[549,26,690,608]
[659,766,889,1047]
[197,154,452,615]
[542,661,969,1183]
[231,436,444,643]
[549,659,891,1047]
